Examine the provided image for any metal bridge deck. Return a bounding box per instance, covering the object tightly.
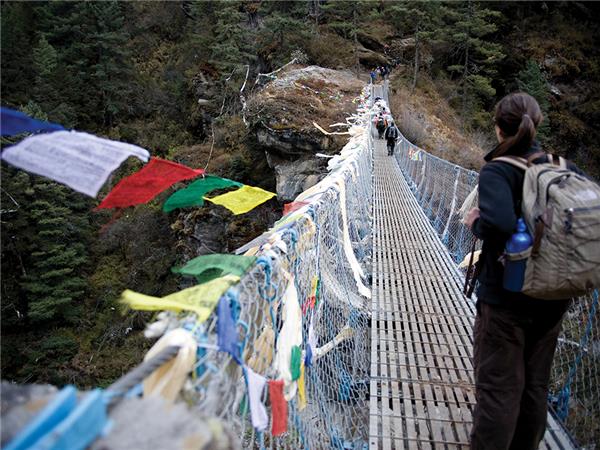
[368,136,574,449]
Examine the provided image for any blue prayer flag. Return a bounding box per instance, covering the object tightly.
[217,297,240,363]
[1,107,64,136]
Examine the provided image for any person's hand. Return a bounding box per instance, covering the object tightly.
[463,207,480,228]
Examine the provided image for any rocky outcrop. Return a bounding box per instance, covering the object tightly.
[249,66,363,201]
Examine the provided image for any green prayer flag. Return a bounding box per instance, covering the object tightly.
[173,253,257,283]
[163,175,242,213]
[290,345,302,381]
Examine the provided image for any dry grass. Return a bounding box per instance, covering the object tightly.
[388,74,486,171]
[247,66,363,152]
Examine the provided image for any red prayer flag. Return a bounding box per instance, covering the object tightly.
[96,158,204,209]
[269,379,287,436]
[283,201,309,216]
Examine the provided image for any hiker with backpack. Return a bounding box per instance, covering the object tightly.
[376,114,386,139]
[384,119,399,155]
[463,92,600,450]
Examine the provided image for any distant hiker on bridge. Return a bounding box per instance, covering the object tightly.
[370,69,377,84]
[384,119,399,155]
[463,92,597,450]
[375,114,386,139]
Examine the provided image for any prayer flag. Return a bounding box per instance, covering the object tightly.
[163,175,242,212]
[245,367,269,431]
[282,201,308,216]
[1,107,65,136]
[96,157,204,209]
[247,326,275,374]
[269,380,287,436]
[298,364,307,411]
[142,328,197,403]
[172,254,256,284]
[217,297,240,363]
[290,346,301,381]
[205,185,276,215]
[274,278,302,400]
[120,275,239,320]
[1,130,149,197]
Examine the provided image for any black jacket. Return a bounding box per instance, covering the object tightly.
[471,142,579,313]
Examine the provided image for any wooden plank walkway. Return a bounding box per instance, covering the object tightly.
[368,126,575,449]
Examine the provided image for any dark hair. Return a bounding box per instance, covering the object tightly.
[492,92,543,157]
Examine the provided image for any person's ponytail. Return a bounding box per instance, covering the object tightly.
[492,93,542,158]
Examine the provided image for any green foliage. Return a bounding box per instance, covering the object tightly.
[385,1,442,89]
[208,1,255,73]
[517,60,551,141]
[19,180,90,324]
[442,1,505,126]
[257,3,310,68]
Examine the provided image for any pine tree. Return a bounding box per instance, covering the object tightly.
[386,1,442,90]
[321,1,373,75]
[443,1,505,127]
[257,2,310,69]
[0,2,36,107]
[35,1,133,130]
[20,180,91,324]
[209,1,255,73]
[517,60,551,141]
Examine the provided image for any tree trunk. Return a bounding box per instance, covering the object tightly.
[310,0,320,35]
[412,21,420,91]
[461,1,472,120]
[353,3,359,77]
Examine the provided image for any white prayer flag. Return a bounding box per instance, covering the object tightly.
[1,130,150,197]
[245,366,269,431]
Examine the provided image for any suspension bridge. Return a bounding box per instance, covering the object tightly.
[5,83,598,450]
[368,84,576,449]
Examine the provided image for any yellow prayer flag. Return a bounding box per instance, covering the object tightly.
[120,275,240,321]
[205,185,276,215]
[298,363,307,411]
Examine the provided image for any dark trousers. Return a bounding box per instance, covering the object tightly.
[471,302,566,450]
[386,138,395,155]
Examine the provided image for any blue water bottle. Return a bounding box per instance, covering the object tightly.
[503,217,533,292]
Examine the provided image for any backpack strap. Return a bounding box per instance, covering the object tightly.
[493,155,529,171]
[547,154,568,169]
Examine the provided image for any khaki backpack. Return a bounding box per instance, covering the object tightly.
[494,153,600,299]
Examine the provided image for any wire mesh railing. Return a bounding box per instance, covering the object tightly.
[392,127,599,449]
[135,85,376,450]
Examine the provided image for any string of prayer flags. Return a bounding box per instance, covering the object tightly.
[163,175,242,212]
[97,157,204,209]
[217,297,241,363]
[298,364,307,411]
[1,107,65,136]
[268,380,287,436]
[410,148,422,161]
[142,328,197,403]
[245,367,269,431]
[172,254,256,284]
[282,201,309,216]
[205,185,276,215]
[120,275,240,320]
[1,130,150,197]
